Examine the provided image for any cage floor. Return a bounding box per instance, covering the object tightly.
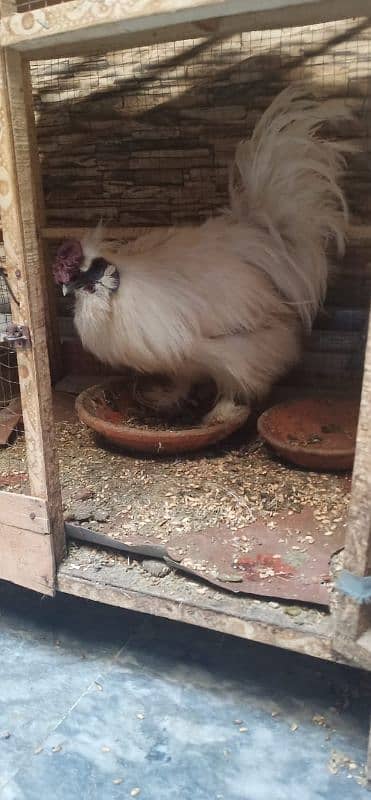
[58,538,335,664]
[0,390,351,608]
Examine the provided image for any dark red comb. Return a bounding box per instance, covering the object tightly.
[53,239,83,285]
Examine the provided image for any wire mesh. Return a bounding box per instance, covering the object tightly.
[30,18,371,230]
[0,245,28,494]
[30,18,371,384]
[0,17,370,499]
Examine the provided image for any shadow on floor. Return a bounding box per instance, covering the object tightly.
[0,581,370,800]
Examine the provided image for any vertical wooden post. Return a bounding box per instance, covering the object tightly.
[1,1,63,384]
[0,0,14,14]
[333,311,371,651]
[22,61,63,383]
[0,28,65,564]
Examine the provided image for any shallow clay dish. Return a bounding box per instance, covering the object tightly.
[257,395,358,471]
[76,378,250,455]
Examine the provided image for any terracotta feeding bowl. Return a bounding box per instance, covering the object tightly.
[257,395,358,471]
[76,377,250,455]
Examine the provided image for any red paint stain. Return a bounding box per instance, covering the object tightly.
[237,553,295,581]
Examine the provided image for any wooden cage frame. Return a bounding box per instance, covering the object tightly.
[1,0,371,776]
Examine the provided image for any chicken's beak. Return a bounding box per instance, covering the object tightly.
[62,283,76,296]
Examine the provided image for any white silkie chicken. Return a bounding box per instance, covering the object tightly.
[53,87,350,425]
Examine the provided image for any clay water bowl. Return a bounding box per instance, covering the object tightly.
[257,394,358,471]
[76,377,250,456]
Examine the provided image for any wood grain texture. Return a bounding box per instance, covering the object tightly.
[332,310,371,652]
[58,570,337,664]
[33,224,371,243]
[0,36,65,568]
[57,559,371,670]
[343,312,371,577]
[0,492,49,533]
[1,0,16,14]
[0,523,54,594]
[22,60,63,382]
[2,0,371,58]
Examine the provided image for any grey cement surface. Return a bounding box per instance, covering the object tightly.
[0,581,370,799]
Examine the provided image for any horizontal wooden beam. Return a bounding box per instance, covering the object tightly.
[0,523,54,594]
[57,564,371,670]
[0,492,50,534]
[0,42,65,566]
[2,224,371,243]
[3,223,371,251]
[1,0,370,58]
[38,223,371,243]
[58,569,337,663]
[40,225,153,242]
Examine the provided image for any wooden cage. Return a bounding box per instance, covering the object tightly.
[0,0,371,780]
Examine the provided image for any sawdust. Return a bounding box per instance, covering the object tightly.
[104,386,209,430]
[0,420,350,540]
[54,423,350,554]
[0,418,350,608]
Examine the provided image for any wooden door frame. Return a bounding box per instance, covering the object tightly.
[0,1,370,654]
[0,0,65,594]
[332,310,371,660]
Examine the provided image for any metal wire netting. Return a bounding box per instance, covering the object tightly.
[0,16,369,495]
[0,247,27,493]
[29,18,371,230]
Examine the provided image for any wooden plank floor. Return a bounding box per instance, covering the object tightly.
[58,541,338,663]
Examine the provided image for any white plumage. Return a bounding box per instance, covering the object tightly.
[65,87,351,424]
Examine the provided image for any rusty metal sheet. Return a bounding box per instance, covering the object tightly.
[163,508,345,606]
[68,507,346,608]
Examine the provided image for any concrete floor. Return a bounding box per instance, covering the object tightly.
[0,581,370,800]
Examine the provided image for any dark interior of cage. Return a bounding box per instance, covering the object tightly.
[2,19,371,607]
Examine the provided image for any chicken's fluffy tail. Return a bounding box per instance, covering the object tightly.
[229,86,354,329]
